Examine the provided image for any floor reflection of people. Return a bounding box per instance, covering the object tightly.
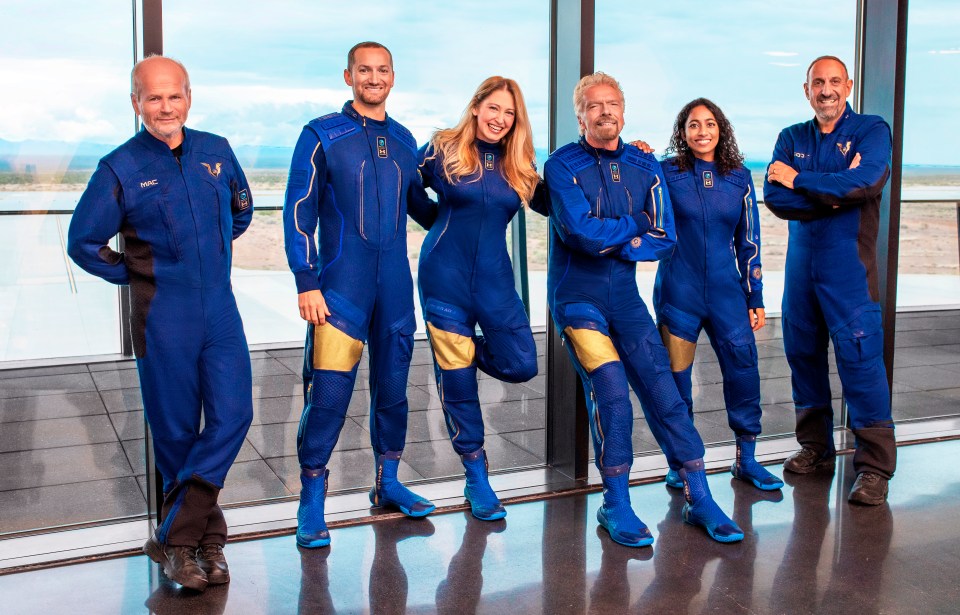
[588,526,653,614]
[436,513,506,614]
[820,497,893,614]
[298,547,335,615]
[704,478,783,612]
[542,496,588,614]
[370,517,436,615]
[636,489,738,611]
[770,470,835,614]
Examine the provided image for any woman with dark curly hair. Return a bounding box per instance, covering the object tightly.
[654,98,783,491]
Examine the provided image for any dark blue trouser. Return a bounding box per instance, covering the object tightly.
[655,277,762,438]
[782,239,896,478]
[137,283,253,546]
[297,275,416,469]
[550,290,706,470]
[418,278,537,456]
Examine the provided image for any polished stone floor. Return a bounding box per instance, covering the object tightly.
[1,311,960,536]
[1,439,958,614]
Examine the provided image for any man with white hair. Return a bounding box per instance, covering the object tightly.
[543,72,743,547]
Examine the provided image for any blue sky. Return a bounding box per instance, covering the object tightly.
[1,0,958,166]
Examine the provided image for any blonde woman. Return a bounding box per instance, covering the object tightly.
[417,77,544,521]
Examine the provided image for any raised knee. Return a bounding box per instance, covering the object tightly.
[513,356,539,382]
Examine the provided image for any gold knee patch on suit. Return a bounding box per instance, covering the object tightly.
[563,327,620,373]
[427,322,476,370]
[312,324,364,371]
[659,324,696,372]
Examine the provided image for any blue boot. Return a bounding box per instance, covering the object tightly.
[664,468,683,489]
[679,459,744,543]
[461,448,506,521]
[597,464,654,548]
[731,435,784,491]
[297,467,331,548]
[369,451,436,518]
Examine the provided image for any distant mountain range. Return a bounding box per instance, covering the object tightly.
[2,137,958,177]
[0,137,295,172]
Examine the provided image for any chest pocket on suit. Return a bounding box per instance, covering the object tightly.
[199,172,229,253]
[152,191,184,261]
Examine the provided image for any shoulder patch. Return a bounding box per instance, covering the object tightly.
[388,121,417,151]
[310,113,358,144]
[621,148,657,173]
[661,157,688,182]
[551,143,593,172]
[724,169,747,188]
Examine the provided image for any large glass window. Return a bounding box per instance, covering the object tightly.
[0,2,143,538]
[595,2,857,450]
[0,3,135,362]
[892,0,960,424]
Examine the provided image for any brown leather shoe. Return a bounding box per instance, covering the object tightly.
[143,535,208,591]
[196,544,230,585]
[783,447,836,474]
[848,471,889,506]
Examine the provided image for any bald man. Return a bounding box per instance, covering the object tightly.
[68,55,254,591]
[764,55,895,506]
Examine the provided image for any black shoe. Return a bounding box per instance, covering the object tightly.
[143,535,208,591]
[783,447,836,474]
[196,544,230,585]
[848,472,889,506]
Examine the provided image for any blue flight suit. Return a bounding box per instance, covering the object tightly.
[655,156,764,438]
[764,102,896,479]
[544,138,706,471]
[283,102,435,471]
[417,139,540,456]
[68,127,254,548]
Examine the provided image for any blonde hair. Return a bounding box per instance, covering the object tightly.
[573,72,624,135]
[425,77,539,203]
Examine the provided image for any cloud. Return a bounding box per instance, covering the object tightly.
[0,58,131,143]
[763,51,799,57]
[928,49,960,55]
[770,62,801,67]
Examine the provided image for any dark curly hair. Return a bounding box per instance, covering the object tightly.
[664,98,744,176]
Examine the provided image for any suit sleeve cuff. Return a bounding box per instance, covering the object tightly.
[632,211,651,236]
[747,291,764,310]
[294,269,321,294]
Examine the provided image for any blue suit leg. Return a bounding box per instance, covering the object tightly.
[555,302,655,546]
[367,259,418,455]
[782,256,835,456]
[704,319,762,437]
[367,262,434,517]
[137,289,203,496]
[148,290,254,547]
[819,295,895,478]
[656,301,703,420]
[423,298,484,455]
[367,313,416,455]
[298,315,364,469]
[554,302,634,470]
[610,295,706,467]
[185,299,253,488]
